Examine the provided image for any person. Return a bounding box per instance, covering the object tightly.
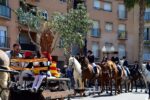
[114,54,120,65]
[122,56,130,77]
[31,51,54,92]
[5,43,22,82]
[87,50,97,74]
[146,62,150,71]
[123,56,129,67]
[18,51,34,87]
[6,43,22,59]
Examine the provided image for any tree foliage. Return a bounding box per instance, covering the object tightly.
[50,4,92,55]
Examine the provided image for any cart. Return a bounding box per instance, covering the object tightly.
[9,58,74,100]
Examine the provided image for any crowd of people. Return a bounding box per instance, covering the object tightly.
[6,43,150,91]
[5,43,62,92]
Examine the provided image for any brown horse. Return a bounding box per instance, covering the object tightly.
[100,60,122,95]
[79,56,103,93]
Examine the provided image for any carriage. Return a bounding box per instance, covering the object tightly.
[9,58,74,100]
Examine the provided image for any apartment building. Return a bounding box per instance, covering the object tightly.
[0,0,140,64]
[84,0,139,63]
[144,7,150,61]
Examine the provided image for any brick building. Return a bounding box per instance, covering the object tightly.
[0,0,142,64]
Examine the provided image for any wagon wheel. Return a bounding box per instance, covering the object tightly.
[40,29,54,53]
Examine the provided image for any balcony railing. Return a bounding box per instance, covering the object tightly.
[20,43,36,51]
[0,36,10,48]
[0,4,11,19]
[118,31,127,40]
[144,12,150,21]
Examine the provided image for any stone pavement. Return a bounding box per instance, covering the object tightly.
[68,89,149,100]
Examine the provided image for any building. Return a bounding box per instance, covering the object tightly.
[84,0,139,63]
[144,7,150,61]
[0,0,140,64]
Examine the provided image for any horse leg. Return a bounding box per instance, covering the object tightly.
[148,83,150,99]
[141,74,148,93]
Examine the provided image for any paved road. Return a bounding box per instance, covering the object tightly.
[68,89,149,100]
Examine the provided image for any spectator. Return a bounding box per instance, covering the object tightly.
[6,43,22,59]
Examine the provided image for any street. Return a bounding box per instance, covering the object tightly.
[69,89,149,100]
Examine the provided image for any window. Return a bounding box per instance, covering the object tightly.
[104,2,112,12]
[118,24,126,39]
[118,44,126,59]
[144,27,150,40]
[19,32,30,44]
[41,10,48,21]
[93,0,101,9]
[118,4,127,19]
[0,26,7,47]
[92,41,100,59]
[118,24,125,31]
[0,0,7,5]
[105,22,113,32]
[60,0,66,2]
[91,21,100,37]
[145,8,150,12]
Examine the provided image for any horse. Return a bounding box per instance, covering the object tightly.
[0,50,10,100]
[68,56,84,90]
[100,60,122,95]
[119,59,131,93]
[128,64,144,92]
[141,63,150,94]
[78,56,102,94]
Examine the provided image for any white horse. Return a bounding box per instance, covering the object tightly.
[119,59,131,92]
[0,50,10,100]
[141,63,150,93]
[68,56,84,89]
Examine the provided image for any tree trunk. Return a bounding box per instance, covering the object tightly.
[67,0,73,12]
[138,0,145,68]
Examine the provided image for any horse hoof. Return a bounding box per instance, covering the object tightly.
[145,91,147,93]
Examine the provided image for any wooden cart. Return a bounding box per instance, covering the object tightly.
[9,58,74,100]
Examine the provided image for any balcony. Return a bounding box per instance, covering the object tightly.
[144,12,150,21]
[0,4,11,19]
[0,36,10,48]
[118,31,127,40]
[20,43,36,51]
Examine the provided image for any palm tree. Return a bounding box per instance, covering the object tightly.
[124,0,150,68]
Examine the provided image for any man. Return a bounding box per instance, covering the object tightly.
[122,56,130,77]
[87,50,97,74]
[6,43,22,59]
[5,43,22,82]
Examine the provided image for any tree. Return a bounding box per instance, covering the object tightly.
[50,4,92,58]
[124,0,150,68]
[15,0,57,53]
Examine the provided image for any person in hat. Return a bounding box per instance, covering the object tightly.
[87,50,97,74]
